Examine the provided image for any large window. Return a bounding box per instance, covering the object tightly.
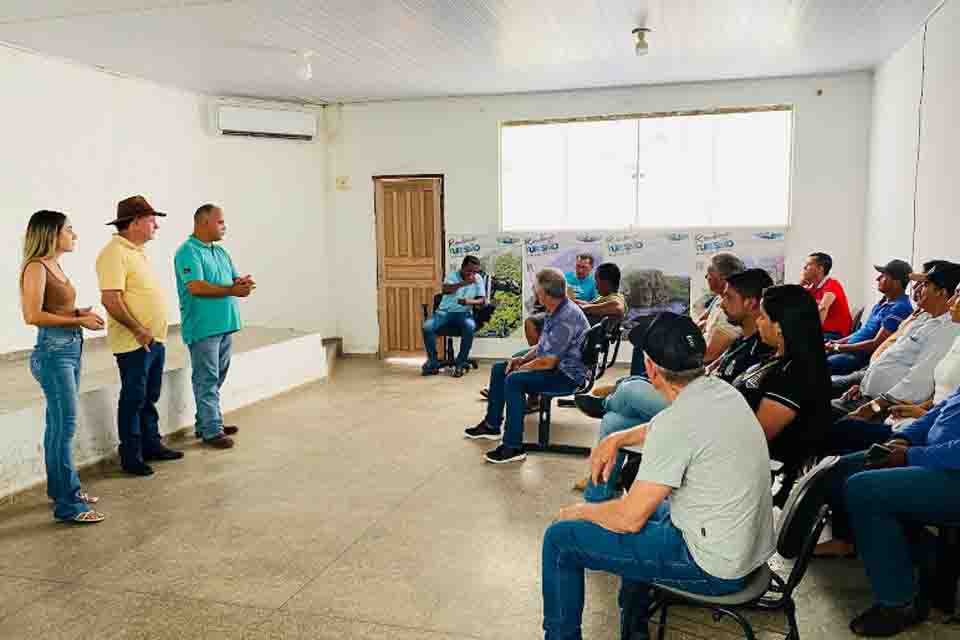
[500,107,793,231]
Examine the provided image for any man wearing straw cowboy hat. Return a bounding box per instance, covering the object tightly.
[96,195,184,477]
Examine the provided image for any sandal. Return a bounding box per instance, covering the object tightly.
[80,492,99,505]
[57,510,106,524]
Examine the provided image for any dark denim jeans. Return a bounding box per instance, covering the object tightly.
[821,418,892,457]
[188,333,233,440]
[824,451,960,606]
[542,502,748,639]
[422,311,475,368]
[484,361,579,447]
[115,342,166,468]
[30,327,90,521]
[827,351,869,376]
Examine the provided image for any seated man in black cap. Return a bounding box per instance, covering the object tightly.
[542,312,775,640]
[575,269,775,498]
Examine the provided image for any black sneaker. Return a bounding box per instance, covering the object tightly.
[464,421,501,440]
[421,362,440,376]
[452,366,466,378]
[480,387,490,399]
[850,601,925,636]
[143,447,184,462]
[485,444,526,464]
[121,463,154,477]
[574,394,606,419]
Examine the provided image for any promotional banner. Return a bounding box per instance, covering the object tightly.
[522,231,606,315]
[691,228,788,314]
[603,230,693,334]
[446,233,524,339]
[448,226,787,345]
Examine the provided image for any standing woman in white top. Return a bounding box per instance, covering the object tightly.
[20,211,106,524]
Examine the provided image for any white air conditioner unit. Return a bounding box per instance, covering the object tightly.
[216,105,316,141]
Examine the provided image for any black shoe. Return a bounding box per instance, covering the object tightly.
[421,362,440,376]
[574,394,606,419]
[480,387,490,399]
[143,447,184,462]
[464,421,501,440]
[484,444,526,464]
[122,463,154,477]
[850,601,925,636]
[453,366,466,378]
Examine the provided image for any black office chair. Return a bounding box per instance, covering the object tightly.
[421,293,480,372]
[623,456,839,640]
[524,317,621,456]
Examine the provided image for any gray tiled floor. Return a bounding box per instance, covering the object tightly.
[0,359,957,639]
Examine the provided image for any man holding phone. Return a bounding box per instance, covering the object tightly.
[421,255,485,378]
[816,384,960,636]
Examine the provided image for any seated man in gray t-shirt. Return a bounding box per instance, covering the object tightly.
[542,312,775,639]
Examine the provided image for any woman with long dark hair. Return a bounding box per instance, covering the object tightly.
[731,284,832,503]
[20,210,106,524]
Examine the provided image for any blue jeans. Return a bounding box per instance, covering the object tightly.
[30,327,90,521]
[827,351,868,376]
[584,377,668,503]
[115,342,166,468]
[820,418,892,457]
[542,502,748,640]
[824,451,960,606]
[188,333,233,440]
[484,361,579,448]
[422,311,475,368]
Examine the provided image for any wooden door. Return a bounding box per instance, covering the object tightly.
[374,177,444,357]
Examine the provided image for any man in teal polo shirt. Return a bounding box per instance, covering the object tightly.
[174,204,255,449]
[422,255,486,377]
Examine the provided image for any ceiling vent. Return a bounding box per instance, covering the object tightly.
[216,104,316,141]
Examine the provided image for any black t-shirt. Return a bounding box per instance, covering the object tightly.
[731,356,819,466]
[712,333,775,383]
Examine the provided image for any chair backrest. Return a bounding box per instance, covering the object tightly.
[850,306,864,333]
[596,319,623,380]
[575,319,614,392]
[774,456,839,597]
[432,293,443,312]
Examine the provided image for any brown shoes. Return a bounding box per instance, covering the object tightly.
[202,435,235,449]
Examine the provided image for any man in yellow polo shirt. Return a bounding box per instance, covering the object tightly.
[96,195,183,477]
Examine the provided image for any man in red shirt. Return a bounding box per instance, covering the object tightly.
[801,252,853,340]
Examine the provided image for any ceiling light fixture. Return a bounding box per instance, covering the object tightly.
[632,27,651,56]
[296,50,314,81]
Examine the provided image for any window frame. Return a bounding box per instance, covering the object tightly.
[498,104,795,232]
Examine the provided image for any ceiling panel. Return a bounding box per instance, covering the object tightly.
[0,0,941,103]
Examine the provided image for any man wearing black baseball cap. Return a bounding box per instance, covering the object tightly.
[826,258,914,375]
[542,312,775,639]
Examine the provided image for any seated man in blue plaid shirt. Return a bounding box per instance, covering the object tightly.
[465,267,590,464]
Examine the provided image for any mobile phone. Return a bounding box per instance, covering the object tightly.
[865,443,892,467]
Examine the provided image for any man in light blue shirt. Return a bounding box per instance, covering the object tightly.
[174,204,254,449]
[565,254,599,302]
[422,255,485,377]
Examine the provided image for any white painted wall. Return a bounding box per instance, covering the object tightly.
[328,73,874,354]
[0,45,331,355]
[864,0,960,306]
[863,30,924,306]
[915,0,960,266]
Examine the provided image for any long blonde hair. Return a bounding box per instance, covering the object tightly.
[21,210,67,289]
